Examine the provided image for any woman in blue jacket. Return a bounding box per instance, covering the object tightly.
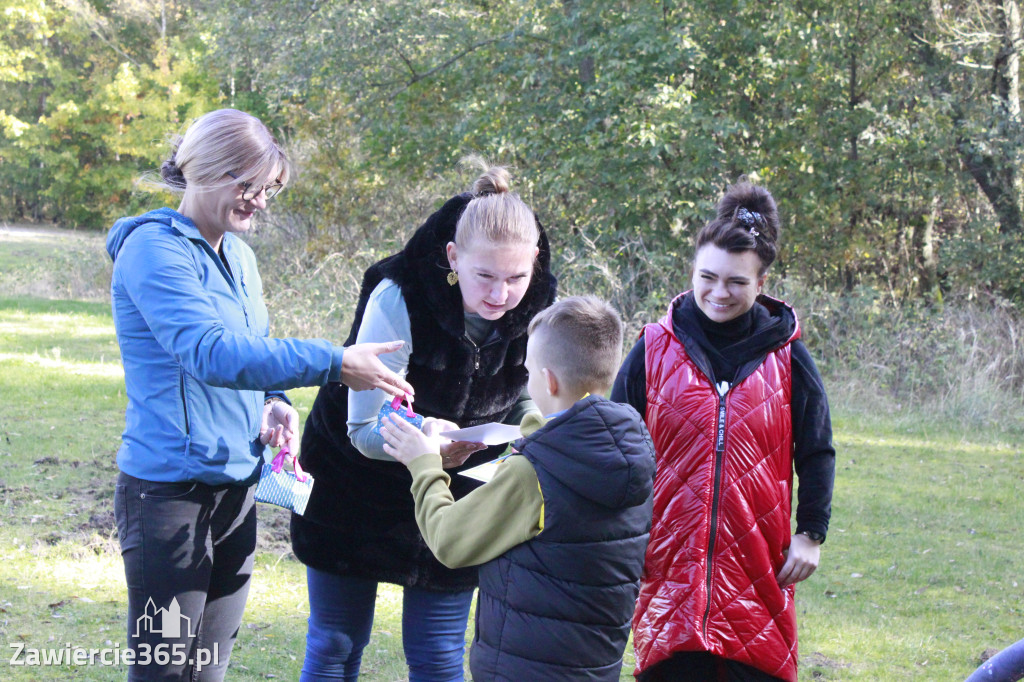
[106,108,413,682]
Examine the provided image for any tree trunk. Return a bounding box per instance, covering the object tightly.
[913,194,940,299]
[844,36,861,292]
[959,0,1024,237]
[562,0,595,85]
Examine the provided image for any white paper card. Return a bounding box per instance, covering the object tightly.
[440,422,522,446]
[458,460,502,483]
[457,452,516,483]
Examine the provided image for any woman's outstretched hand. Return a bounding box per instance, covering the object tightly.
[342,341,415,395]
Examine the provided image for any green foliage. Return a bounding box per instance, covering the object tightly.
[189,0,1020,310]
[4,0,1024,307]
[779,279,1024,435]
[0,0,217,228]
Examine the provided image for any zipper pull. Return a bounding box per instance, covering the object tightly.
[464,333,481,371]
[717,380,730,397]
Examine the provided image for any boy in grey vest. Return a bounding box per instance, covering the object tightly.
[382,296,655,681]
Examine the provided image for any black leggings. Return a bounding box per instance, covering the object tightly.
[115,471,257,681]
[638,652,784,682]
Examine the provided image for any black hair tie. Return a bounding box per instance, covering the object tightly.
[161,155,186,189]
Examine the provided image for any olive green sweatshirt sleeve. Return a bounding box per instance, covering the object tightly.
[406,453,543,569]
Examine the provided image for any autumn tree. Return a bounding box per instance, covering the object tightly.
[0,0,215,228]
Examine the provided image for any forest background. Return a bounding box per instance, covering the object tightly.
[4,0,1024,433]
[4,2,1024,679]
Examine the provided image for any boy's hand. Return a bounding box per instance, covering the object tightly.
[382,414,443,466]
[439,440,486,469]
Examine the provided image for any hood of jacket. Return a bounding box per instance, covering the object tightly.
[106,207,195,262]
[522,395,655,510]
[669,291,800,386]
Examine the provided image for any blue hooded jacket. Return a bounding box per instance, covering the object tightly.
[106,208,345,484]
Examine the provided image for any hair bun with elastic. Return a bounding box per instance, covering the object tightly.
[460,154,509,197]
[160,151,187,189]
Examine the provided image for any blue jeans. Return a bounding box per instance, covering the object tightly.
[115,471,256,682]
[300,567,473,681]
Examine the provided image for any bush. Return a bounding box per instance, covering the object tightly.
[778,280,1024,434]
[246,188,445,342]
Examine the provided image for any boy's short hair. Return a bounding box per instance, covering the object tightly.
[528,296,624,395]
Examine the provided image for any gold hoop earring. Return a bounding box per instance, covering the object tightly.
[447,270,459,286]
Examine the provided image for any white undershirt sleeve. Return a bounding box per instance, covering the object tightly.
[347,279,413,460]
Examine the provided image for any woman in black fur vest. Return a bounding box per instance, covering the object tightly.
[291,160,557,681]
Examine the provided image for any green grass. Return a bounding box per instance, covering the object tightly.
[0,225,112,303]
[2,225,1023,680]
[796,425,1024,678]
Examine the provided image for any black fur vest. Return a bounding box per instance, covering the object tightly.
[291,193,557,591]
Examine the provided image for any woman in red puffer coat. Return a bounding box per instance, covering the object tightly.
[611,180,835,682]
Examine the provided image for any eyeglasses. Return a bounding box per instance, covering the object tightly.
[226,172,284,201]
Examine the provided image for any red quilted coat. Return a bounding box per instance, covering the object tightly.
[633,294,800,681]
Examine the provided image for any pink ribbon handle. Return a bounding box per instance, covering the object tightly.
[271,447,288,473]
[390,392,416,418]
[271,446,308,483]
[293,457,308,483]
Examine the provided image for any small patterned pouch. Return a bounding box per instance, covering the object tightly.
[373,393,424,435]
[254,446,314,515]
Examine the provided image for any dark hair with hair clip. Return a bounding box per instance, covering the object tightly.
[159,137,187,190]
[694,180,781,274]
